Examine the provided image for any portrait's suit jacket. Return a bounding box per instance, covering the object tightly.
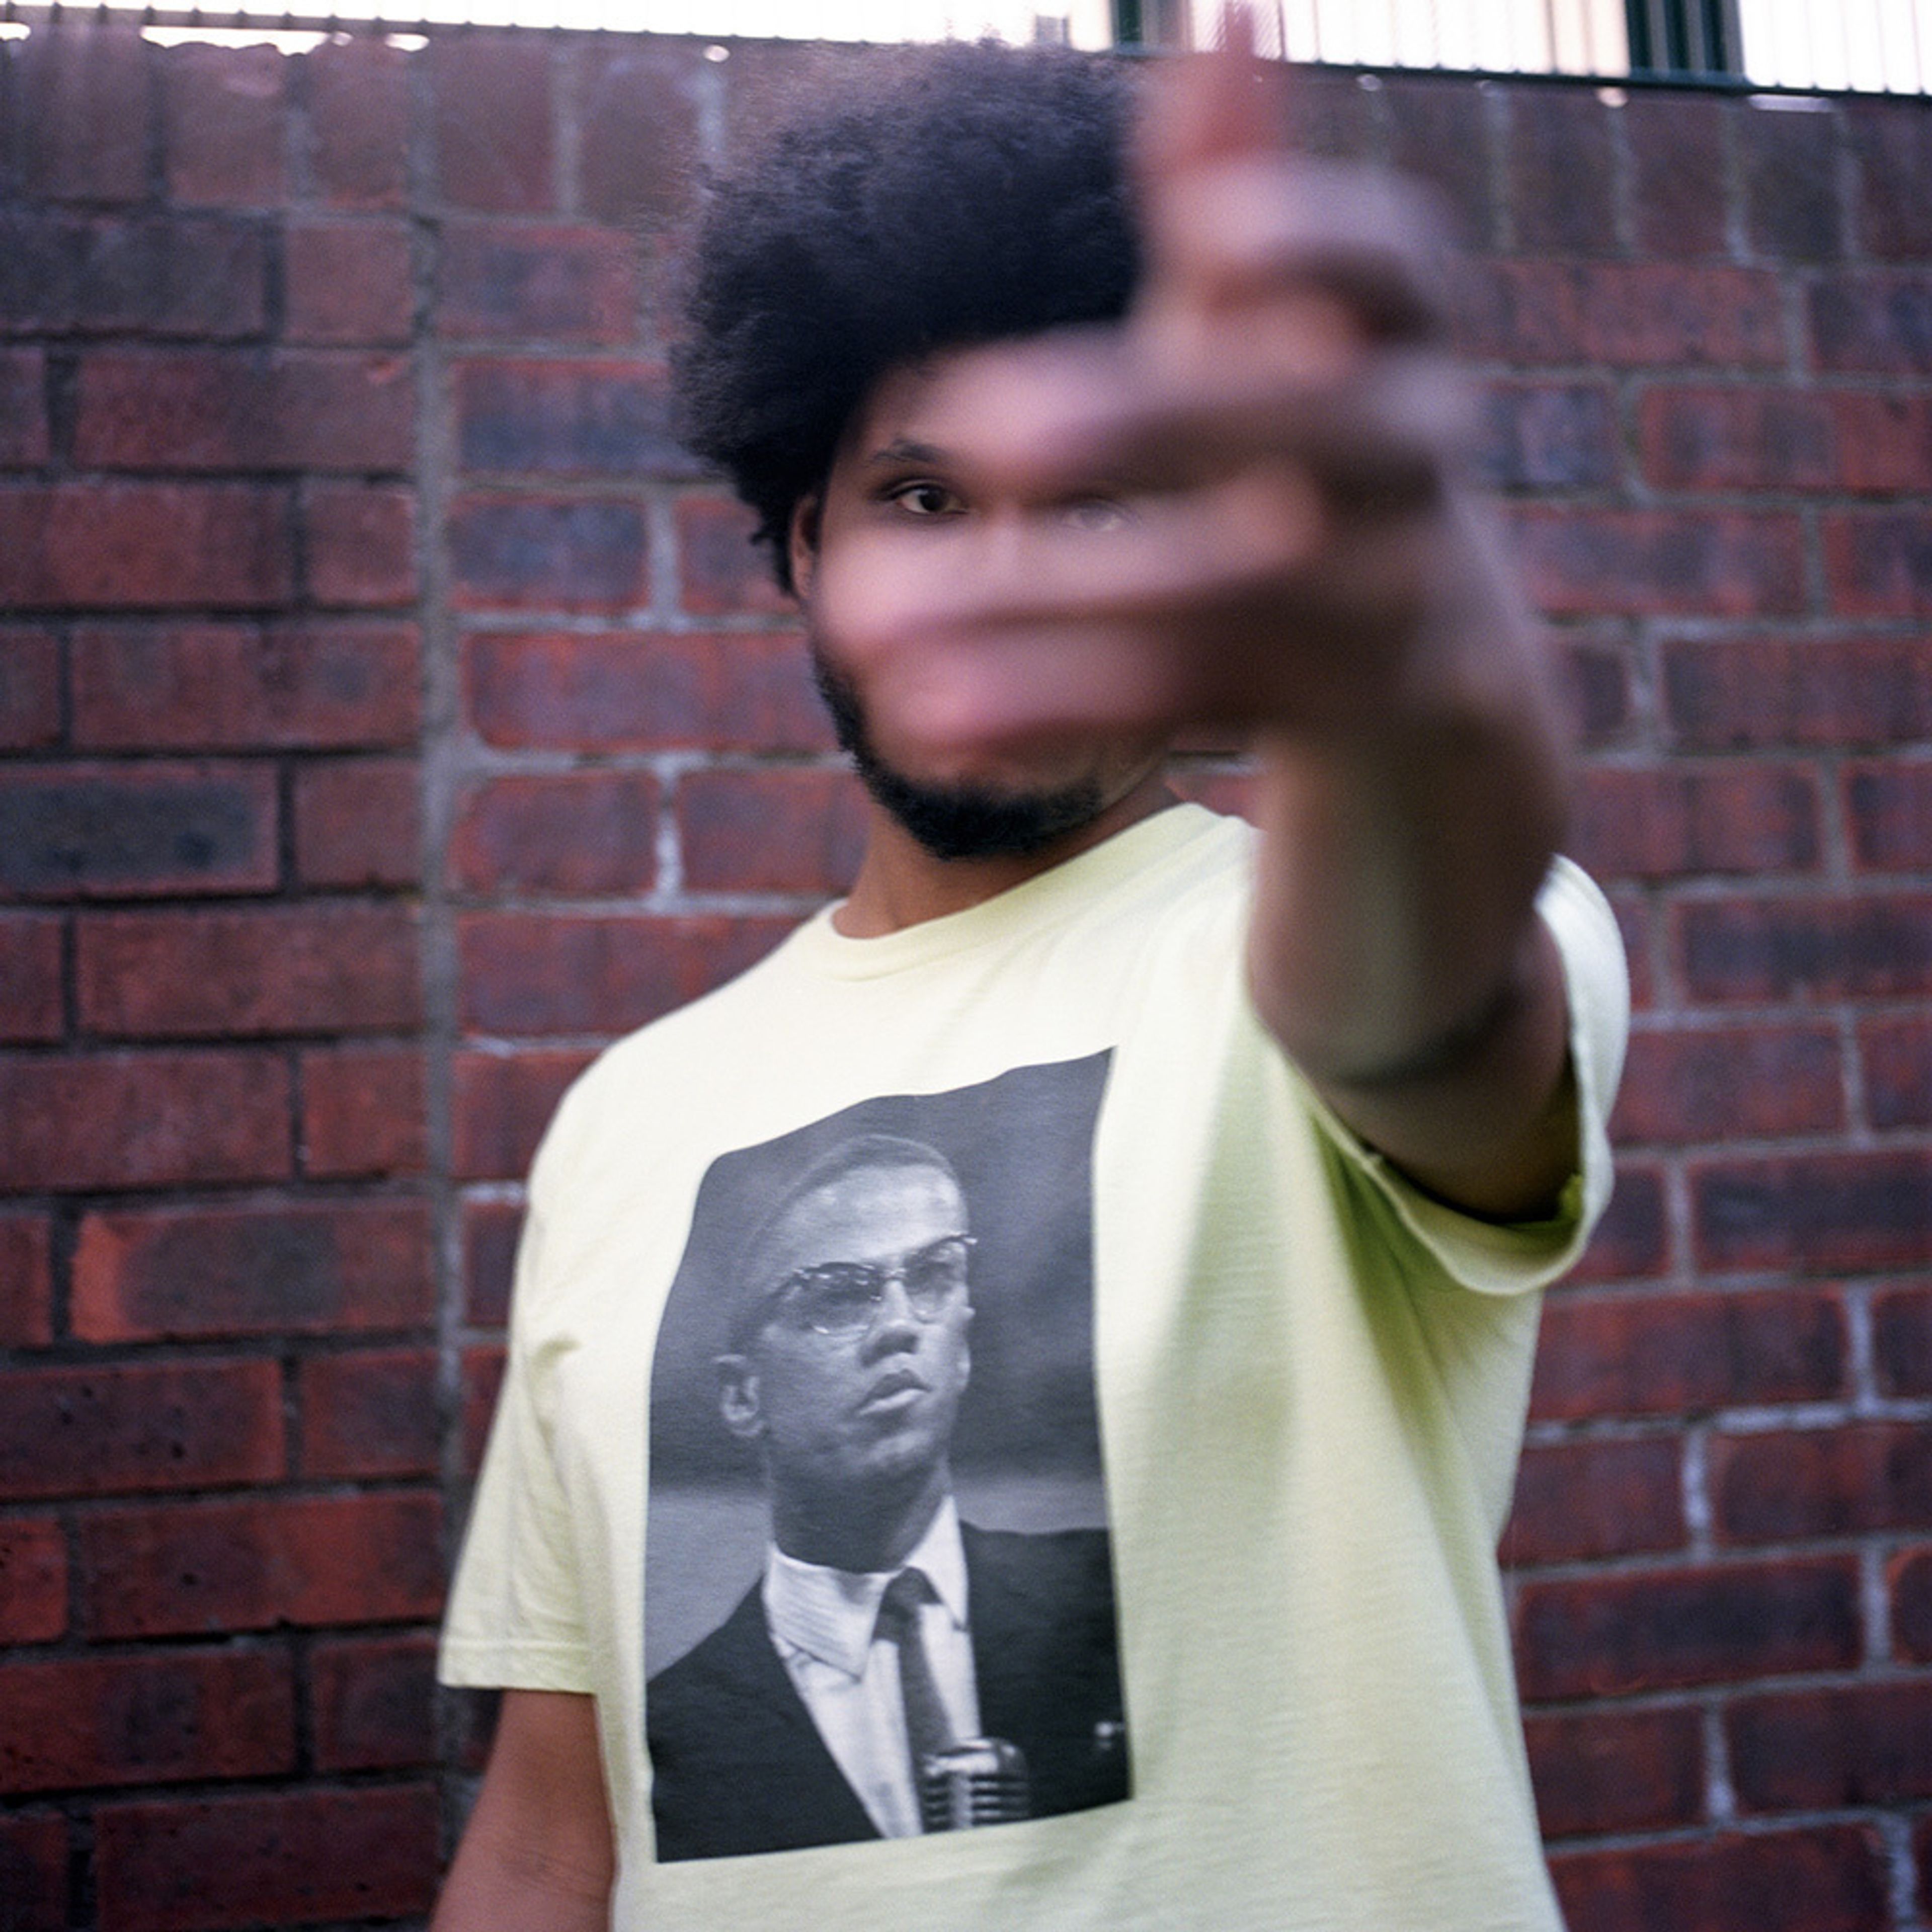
[646,1522,1130,1863]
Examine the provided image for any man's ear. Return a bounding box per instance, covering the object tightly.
[787,493,822,600]
[715,1354,765,1441]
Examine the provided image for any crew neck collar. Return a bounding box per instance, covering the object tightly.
[787,801,1229,982]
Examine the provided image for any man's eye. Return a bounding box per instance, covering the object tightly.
[887,481,961,517]
[1061,496,1131,534]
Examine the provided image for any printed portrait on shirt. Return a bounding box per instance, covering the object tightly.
[643,1052,1132,1863]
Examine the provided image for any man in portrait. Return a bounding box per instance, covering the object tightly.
[433,23,1628,1932]
[645,1133,1128,1861]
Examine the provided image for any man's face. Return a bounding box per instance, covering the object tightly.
[790,353,1167,862]
[719,1161,975,1504]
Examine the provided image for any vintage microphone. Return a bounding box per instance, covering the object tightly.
[918,1738,1031,1830]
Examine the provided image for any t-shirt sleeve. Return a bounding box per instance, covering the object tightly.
[437,1187,598,1693]
[1305,855,1630,1296]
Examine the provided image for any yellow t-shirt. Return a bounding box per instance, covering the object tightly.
[441,802,1628,1931]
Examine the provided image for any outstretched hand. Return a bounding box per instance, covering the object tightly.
[838,8,1527,758]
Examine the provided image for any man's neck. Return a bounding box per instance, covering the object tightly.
[772,1465,954,1574]
[832,772,1179,938]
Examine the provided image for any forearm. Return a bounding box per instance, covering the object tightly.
[1243,555,1578,1216]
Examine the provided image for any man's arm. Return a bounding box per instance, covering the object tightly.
[834,24,1580,1220]
[432,1689,614,1932]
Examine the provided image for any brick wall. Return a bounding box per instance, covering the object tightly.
[0,24,1925,1930]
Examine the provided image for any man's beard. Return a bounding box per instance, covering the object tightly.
[811,642,1108,863]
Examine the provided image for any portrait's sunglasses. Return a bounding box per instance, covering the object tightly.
[766,1234,976,1338]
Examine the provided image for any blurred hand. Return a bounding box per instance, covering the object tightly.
[835,7,1528,757]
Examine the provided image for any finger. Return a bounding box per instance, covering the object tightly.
[918,339,1469,510]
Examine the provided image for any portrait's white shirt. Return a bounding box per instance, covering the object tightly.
[763,1494,981,1837]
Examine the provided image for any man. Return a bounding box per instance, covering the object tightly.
[645,1133,1129,1860]
[434,24,1627,1932]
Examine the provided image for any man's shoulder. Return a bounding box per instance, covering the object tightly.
[960,1521,1115,1603]
[646,1582,773,1713]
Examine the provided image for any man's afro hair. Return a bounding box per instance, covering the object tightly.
[672,41,1143,593]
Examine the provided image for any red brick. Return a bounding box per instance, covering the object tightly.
[300,1043,427,1178]
[1810,272,1932,374]
[0,210,270,341]
[0,762,276,901]
[0,914,62,1043]
[1624,90,1730,259]
[448,494,648,612]
[284,218,413,345]
[160,42,284,206]
[77,902,420,1038]
[679,768,868,896]
[463,1196,523,1326]
[308,36,409,210]
[1573,763,1820,880]
[1554,630,1635,749]
[1662,634,1932,750]
[454,355,696,480]
[1713,1422,1932,1543]
[0,1049,292,1190]
[0,1358,282,1502]
[450,772,660,897]
[0,628,60,750]
[1383,76,1495,249]
[1849,98,1932,259]
[1740,100,1846,262]
[71,622,418,750]
[1694,1151,1932,1275]
[1513,1557,1861,1700]
[1524,1707,1703,1840]
[0,1649,293,1795]
[450,1048,593,1181]
[72,1199,433,1341]
[81,1490,443,1638]
[431,35,554,213]
[0,348,48,466]
[1613,1022,1843,1143]
[0,1214,54,1347]
[304,483,418,607]
[293,755,421,889]
[1500,1436,1684,1568]
[1824,509,1932,616]
[0,482,291,610]
[1636,386,1833,493]
[0,1515,66,1643]
[1455,261,1787,369]
[1826,392,1932,492]
[1873,1282,1932,1396]
[0,1812,66,1929]
[462,1341,507,1476]
[1505,88,1616,255]
[74,348,412,472]
[1532,1288,1846,1421]
[1552,1827,1887,1932]
[678,494,795,616]
[94,1785,440,1932]
[18,24,149,204]
[579,44,704,229]
[1896,1548,1932,1661]
[1729,1682,1932,1811]
[1677,895,1932,1002]
[1847,760,1932,871]
[1474,381,1619,492]
[437,220,637,343]
[1565,1160,1669,1285]
[298,1346,438,1479]
[1509,507,1806,619]
[310,1633,437,1772]
[463,627,826,753]
[459,911,790,1038]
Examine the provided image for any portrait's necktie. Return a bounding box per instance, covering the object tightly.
[876,1566,955,1791]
